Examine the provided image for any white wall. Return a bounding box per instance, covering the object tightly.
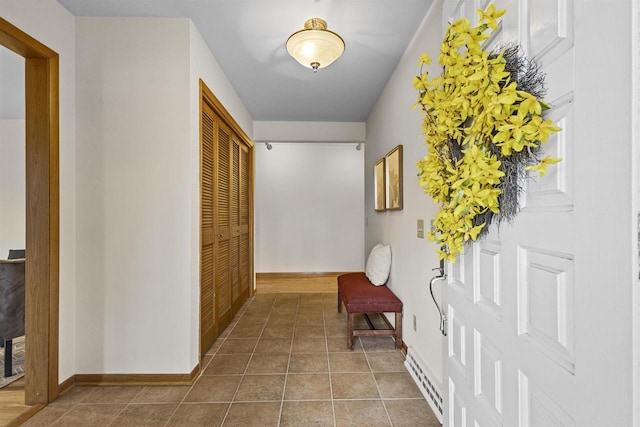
[188,21,254,367]
[0,120,25,258]
[254,142,365,273]
[73,17,255,375]
[0,0,77,383]
[254,121,365,143]
[365,0,444,386]
[0,47,24,119]
[75,17,192,374]
[0,48,25,258]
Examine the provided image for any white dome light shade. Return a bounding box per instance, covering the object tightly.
[286,18,345,72]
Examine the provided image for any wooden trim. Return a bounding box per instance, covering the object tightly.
[75,370,199,387]
[198,88,213,359]
[47,54,60,403]
[58,364,201,393]
[199,79,253,148]
[0,17,59,406]
[57,375,75,397]
[0,18,57,59]
[6,405,45,427]
[190,363,201,382]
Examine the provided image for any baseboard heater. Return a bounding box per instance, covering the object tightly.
[404,346,444,423]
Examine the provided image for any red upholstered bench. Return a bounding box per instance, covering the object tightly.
[337,272,403,350]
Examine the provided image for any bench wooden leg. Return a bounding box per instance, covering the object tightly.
[395,312,403,349]
[337,290,342,313]
[347,312,355,350]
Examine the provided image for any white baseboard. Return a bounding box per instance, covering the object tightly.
[405,346,444,423]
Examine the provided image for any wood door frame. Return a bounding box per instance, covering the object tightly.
[0,18,59,405]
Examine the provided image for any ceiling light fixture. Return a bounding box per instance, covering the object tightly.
[286,18,345,73]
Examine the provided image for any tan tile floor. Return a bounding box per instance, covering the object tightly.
[21,293,441,426]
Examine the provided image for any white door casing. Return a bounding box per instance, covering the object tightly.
[442,1,635,426]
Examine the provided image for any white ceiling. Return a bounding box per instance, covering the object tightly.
[56,0,435,122]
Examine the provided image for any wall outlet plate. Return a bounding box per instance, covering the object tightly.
[417,219,424,238]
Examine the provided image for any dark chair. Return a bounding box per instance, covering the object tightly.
[0,259,25,377]
[8,249,25,260]
[0,249,24,352]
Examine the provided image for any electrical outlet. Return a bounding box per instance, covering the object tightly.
[417,219,424,238]
[413,314,417,331]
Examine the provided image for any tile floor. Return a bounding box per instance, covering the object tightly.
[22,293,441,426]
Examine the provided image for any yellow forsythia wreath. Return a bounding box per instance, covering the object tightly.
[414,5,561,262]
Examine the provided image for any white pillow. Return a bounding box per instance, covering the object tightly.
[365,243,391,286]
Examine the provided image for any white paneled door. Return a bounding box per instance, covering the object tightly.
[442,1,635,426]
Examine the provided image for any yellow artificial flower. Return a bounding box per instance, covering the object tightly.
[525,154,562,177]
[415,6,561,262]
[476,4,506,30]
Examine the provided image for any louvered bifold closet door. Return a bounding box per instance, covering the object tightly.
[200,101,217,353]
[239,144,251,298]
[199,79,254,361]
[230,138,242,310]
[215,122,232,327]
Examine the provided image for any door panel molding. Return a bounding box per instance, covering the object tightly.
[443,1,580,425]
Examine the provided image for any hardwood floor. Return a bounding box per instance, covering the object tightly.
[255,272,343,294]
[0,378,42,427]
